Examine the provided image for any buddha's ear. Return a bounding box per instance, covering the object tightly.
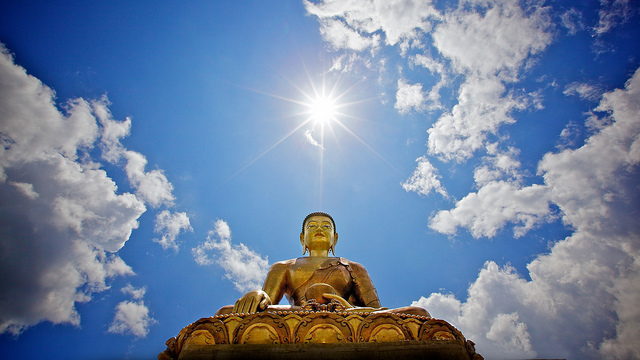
[300,233,307,255]
[331,233,338,255]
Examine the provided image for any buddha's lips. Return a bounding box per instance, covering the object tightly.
[314,233,324,237]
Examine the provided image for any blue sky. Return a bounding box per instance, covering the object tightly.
[0,1,639,359]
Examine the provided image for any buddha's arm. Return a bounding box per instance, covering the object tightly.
[262,262,288,305]
[350,262,382,308]
[233,261,289,314]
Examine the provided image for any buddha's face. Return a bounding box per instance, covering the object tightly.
[300,215,337,254]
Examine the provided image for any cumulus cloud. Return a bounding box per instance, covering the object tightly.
[317,18,380,51]
[472,146,522,186]
[401,156,448,197]
[95,102,175,208]
[424,0,553,161]
[0,44,184,334]
[430,181,552,238]
[395,78,426,114]
[432,0,552,79]
[153,210,192,251]
[427,77,529,162]
[418,68,640,359]
[108,285,156,338]
[304,0,440,47]
[192,220,270,292]
[121,284,147,300]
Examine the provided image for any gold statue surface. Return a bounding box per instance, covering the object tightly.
[218,212,425,316]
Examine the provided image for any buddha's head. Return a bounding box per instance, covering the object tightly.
[300,212,338,256]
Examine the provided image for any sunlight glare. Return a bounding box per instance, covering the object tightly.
[309,95,337,125]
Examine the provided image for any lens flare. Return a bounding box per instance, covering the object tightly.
[309,95,337,125]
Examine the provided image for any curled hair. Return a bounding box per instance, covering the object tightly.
[302,212,336,233]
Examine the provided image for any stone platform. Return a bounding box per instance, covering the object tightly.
[176,341,476,360]
[159,304,482,360]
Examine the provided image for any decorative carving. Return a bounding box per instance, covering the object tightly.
[292,312,353,343]
[358,313,413,342]
[159,311,482,360]
[301,298,346,312]
[185,330,216,345]
[233,312,290,344]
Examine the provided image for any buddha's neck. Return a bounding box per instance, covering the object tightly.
[308,249,330,258]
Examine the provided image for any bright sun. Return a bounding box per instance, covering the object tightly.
[309,95,337,125]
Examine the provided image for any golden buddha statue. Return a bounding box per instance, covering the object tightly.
[160,213,483,360]
[216,212,428,317]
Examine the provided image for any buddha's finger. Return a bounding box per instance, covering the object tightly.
[243,297,256,314]
[258,296,269,310]
[233,299,242,313]
[323,293,353,308]
[247,297,257,313]
[239,298,249,314]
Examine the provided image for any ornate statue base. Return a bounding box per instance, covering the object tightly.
[159,301,482,360]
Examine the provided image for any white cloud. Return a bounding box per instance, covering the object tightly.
[560,8,585,35]
[0,44,183,335]
[192,219,270,292]
[486,312,534,358]
[95,101,176,208]
[108,299,156,338]
[153,210,192,251]
[423,0,554,161]
[427,76,529,162]
[411,53,445,75]
[8,181,39,199]
[419,68,640,359]
[432,0,552,79]
[564,82,602,101]
[473,145,522,186]
[401,156,448,197]
[304,0,440,47]
[394,78,426,114]
[121,284,146,300]
[304,129,324,150]
[409,54,447,110]
[317,18,380,51]
[429,181,551,238]
[110,285,155,339]
[593,0,633,36]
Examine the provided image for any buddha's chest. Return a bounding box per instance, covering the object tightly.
[287,260,353,296]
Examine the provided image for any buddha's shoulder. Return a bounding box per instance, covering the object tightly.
[269,258,296,270]
[338,257,364,268]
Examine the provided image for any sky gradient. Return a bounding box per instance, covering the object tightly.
[1,1,639,359]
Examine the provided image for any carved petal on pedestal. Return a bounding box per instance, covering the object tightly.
[240,324,280,344]
[368,324,406,342]
[193,319,228,344]
[293,313,353,343]
[418,319,464,344]
[185,330,216,345]
[358,313,413,342]
[233,313,291,344]
[433,330,456,340]
[303,324,344,343]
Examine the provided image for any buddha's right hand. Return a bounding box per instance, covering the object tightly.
[233,290,272,314]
